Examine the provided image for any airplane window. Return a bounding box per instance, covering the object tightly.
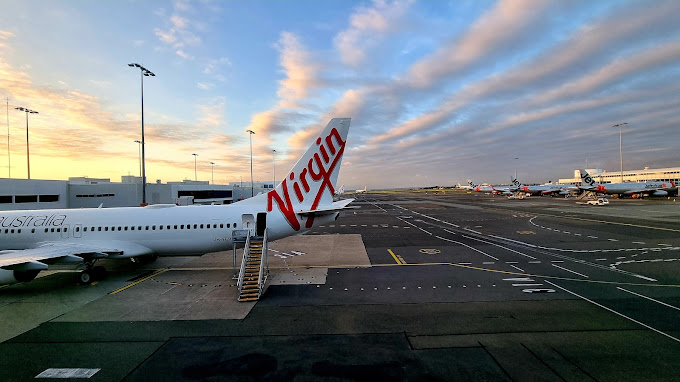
[194,224,198,229]
[227,223,230,228]
[105,227,109,231]
[234,223,237,228]
[200,224,204,229]
[124,227,128,231]
[131,226,135,231]
[64,228,68,232]
[159,225,163,230]
[138,226,142,230]
[57,228,61,233]
[145,226,149,230]
[220,224,224,229]
[84,227,88,232]
[18,229,21,234]
[174,225,178,229]
[117,227,121,231]
[111,226,115,231]
[187,224,191,230]
[166,225,170,230]
[180,224,185,229]
[51,228,55,233]
[11,229,14,234]
[31,229,35,233]
[98,227,102,231]
[76,227,80,232]
[152,225,156,230]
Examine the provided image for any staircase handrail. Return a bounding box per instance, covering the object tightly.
[259,228,269,294]
[238,234,251,293]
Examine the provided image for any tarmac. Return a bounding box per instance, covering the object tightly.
[2,190,680,381]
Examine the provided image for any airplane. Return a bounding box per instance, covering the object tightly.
[578,169,675,198]
[512,178,570,196]
[468,180,517,195]
[0,118,353,286]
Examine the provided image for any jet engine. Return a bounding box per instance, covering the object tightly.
[653,190,668,197]
[0,269,40,285]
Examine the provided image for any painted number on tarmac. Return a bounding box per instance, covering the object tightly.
[503,277,555,293]
[516,230,536,235]
[419,248,441,254]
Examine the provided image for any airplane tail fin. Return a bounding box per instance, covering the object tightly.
[248,118,351,230]
[511,177,521,189]
[578,169,598,189]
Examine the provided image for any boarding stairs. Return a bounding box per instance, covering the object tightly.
[237,229,269,302]
[576,190,597,200]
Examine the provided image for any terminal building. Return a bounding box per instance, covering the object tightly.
[559,167,680,186]
[0,176,274,211]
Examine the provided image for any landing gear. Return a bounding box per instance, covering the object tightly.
[80,262,107,284]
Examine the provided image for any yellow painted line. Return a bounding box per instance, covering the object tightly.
[109,268,168,295]
[388,249,403,265]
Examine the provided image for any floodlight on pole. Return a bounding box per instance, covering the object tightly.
[5,97,9,178]
[192,153,198,181]
[210,161,215,184]
[14,106,38,180]
[272,149,277,188]
[246,129,255,197]
[613,122,628,182]
[128,62,155,205]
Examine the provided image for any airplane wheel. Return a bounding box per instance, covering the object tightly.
[80,270,93,284]
[93,266,107,280]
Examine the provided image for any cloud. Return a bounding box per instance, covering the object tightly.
[404,0,553,88]
[197,82,214,90]
[154,1,203,59]
[275,32,322,108]
[334,0,414,67]
[203,57,231,74]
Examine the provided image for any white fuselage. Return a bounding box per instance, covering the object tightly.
[0,203,337,258]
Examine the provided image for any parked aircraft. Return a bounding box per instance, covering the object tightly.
[0,118,353,286]
[512,178,570,196]
[578,169,675,197]
[469,180,518,195]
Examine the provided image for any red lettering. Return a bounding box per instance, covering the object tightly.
[300,168,310,192]
[267,127,346,231]
[267,179,300,231]
[293,181,304,202]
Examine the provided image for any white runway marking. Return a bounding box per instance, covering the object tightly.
[546,281,680,344]
[617,287,680,311]
[509,264,525,272]
[552,264,589,278]
[451,240,499,260]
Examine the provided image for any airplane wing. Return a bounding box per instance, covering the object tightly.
[296,199,356,216]
[0,242,124,271]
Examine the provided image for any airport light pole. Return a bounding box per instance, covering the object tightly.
[210,161,215,184]
[128,63,155,205]
[272,149,276,187]
[134,140,141,177]
[514,157,519,179]
[14,106,38,180]
[246,129,255,197]
[613,122,628,182]
[5,97,9,178]
[192,153,198,181]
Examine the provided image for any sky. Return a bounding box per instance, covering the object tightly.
[1,0,680,188]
